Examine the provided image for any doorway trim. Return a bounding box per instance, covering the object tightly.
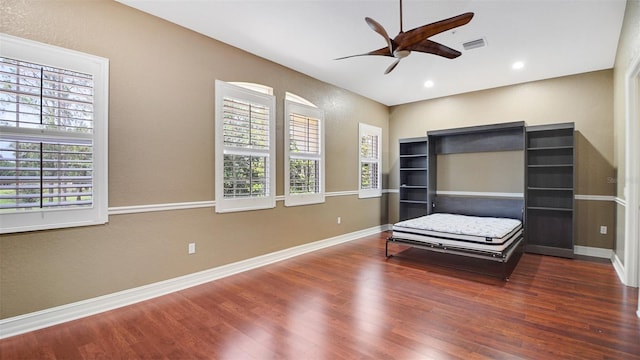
[623,52,639,295]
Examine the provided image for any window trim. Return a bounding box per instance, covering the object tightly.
[0,33,109,234]
[214,80,276,213]
[284,99,325,206]
[358,123,382,199]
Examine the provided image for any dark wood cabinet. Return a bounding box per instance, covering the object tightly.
[525,123,575,258]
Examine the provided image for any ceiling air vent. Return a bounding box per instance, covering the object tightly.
[462,38,487,51]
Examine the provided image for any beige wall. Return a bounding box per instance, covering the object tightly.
[437,151,524,193]
[389,70,616,250]
[0,0,389,318]
[613,0,640,262]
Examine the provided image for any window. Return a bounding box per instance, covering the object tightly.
[0,34,108,234]
[284,96,324,206]
[358,123,382,198]
[215,80,275,213]
[230,82,273,96]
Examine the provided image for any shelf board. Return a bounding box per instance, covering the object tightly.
[527,187,573,191]
[400,185,428,189]
[527,206,573,212]
[525,122,574,133]
[400,154,428,158]
[526,146,573,151]
[399,200,429,204]
[399,168,428,171]
[527,164,573,168]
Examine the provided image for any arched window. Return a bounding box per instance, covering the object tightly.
[215,81,276,212]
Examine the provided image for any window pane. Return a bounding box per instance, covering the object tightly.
[0,57,94,132]
[223,98,269,150]
[360,134,378,159]
[360,162,379,190]
[289,113,319,154]
[223,154,269,198]
[42,142,93,208]
[289,158,319,194]
[0,138,92,211]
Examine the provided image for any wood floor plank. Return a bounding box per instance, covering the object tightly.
[1,232,639,359]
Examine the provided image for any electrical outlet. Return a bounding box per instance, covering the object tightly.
[188,242,196,254]
[599,226,607,235]
[337,216,341,224]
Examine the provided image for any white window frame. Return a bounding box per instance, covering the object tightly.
[0,33,109,234]
[214,80,276,213]
[358,123,382,199]
[284,98,325,206]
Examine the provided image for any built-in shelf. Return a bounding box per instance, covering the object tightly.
[398,136,433,221]
[398,122,574,258]
[525,123,575,258]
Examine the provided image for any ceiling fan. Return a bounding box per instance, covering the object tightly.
[336,0,474,74]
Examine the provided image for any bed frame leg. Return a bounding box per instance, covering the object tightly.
[385,238,391,258]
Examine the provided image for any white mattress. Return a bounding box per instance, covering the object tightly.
[392,213,523,254]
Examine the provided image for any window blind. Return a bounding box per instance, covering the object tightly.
[359,132,379,190]
[221,97,271,199]
[283,98,324,207]
[0,58,94,131]
[358,123,382,198]
[0,57,95,212]
[289,113,320,194]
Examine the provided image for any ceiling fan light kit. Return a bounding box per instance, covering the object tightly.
[336,0,474,74]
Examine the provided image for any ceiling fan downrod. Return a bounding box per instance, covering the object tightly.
[399,0,404,33]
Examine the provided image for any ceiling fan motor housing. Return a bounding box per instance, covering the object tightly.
[394,49,411,58]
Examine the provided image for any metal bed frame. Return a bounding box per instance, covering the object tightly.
[387,196,525,280]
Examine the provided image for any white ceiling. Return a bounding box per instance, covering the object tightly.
[116,0,627,106]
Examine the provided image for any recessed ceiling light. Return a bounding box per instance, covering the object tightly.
[424,80,434,88]
[512,61,525,70]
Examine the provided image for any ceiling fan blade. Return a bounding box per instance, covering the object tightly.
[365,17,393,54]
[334,46,394,60]
[395,12,474,51]
[384,58,401,74]
[407,39,462,59]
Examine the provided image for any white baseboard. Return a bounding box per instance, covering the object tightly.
[0,225,388,340]
[612,253,627,285]
[574,245,614,259]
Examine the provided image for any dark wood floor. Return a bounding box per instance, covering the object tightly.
[1,232,639,359]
